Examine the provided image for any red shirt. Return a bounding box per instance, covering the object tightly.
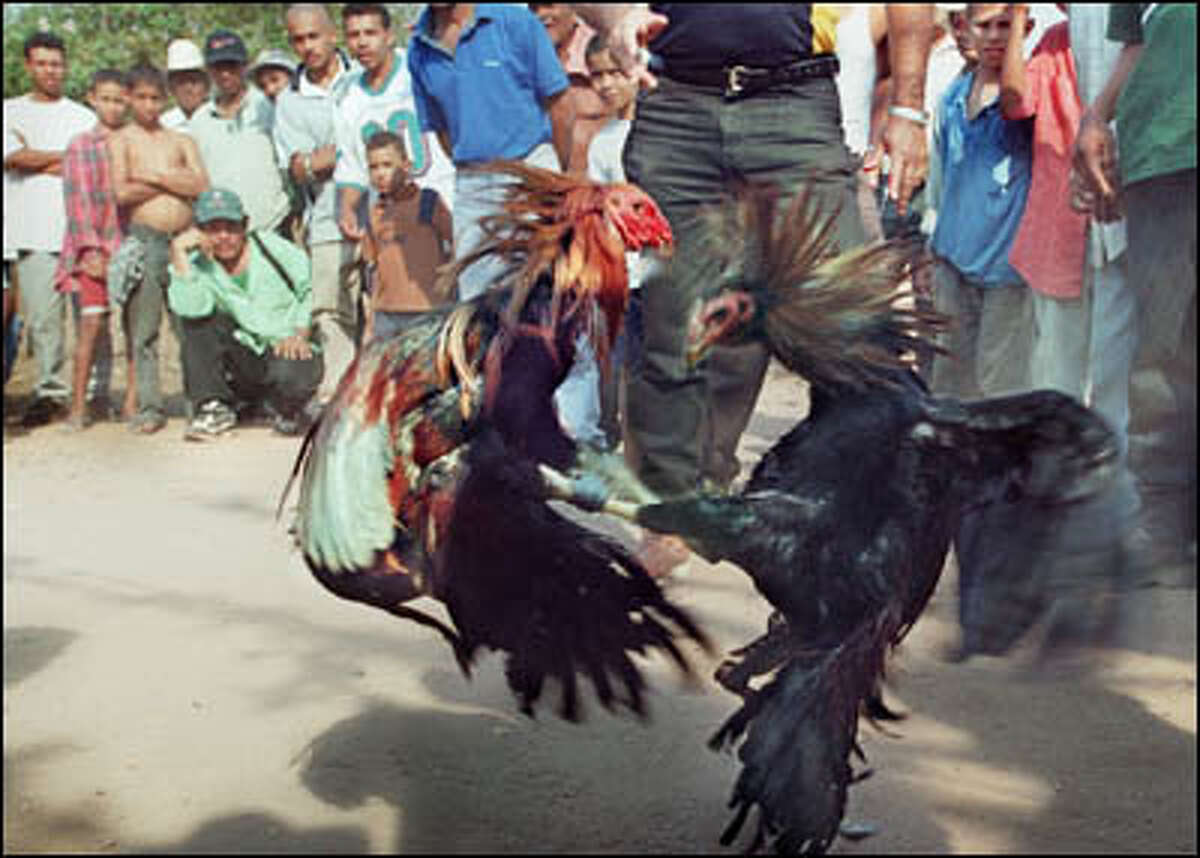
[1006,22,1089,299]
[54,126,124,293]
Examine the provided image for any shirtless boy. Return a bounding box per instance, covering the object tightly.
[361,131,453,342]
[109,64,208,433]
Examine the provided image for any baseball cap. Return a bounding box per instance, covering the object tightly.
[204,30,248,66]
[250,48,299,77]
[166,39,205,73]
[194,188,247,225]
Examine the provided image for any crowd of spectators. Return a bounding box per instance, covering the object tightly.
[2,3,1195,568]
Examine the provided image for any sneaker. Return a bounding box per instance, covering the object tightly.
[183,400,237,441]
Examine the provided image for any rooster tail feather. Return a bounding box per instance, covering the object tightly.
[712,611,897,855]
[440,431,711,720]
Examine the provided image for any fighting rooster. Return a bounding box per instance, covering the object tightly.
[287,162,711,722]
[545,188,1130,853]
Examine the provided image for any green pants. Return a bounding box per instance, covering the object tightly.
[623,76,865,497]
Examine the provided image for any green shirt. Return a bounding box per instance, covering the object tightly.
[168,230,317,357]
[1108,4,1197,186]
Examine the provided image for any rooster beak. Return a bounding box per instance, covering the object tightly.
[685,291,755,368]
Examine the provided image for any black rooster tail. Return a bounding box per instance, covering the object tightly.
[441,431,713,721]
[935,389,1135,661]
[711,613,896,855]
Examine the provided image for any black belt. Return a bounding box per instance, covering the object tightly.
[661,55,840,99]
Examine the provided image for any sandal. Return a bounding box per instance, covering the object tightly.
[60,413,91,433]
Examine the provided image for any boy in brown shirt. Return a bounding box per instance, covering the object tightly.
[360,131,453,342]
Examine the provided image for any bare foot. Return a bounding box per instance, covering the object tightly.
[636,533,691,579]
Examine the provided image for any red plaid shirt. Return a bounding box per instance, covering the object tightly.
[54,126,123,293]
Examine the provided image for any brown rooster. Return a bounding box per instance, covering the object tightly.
[285,162,711,722]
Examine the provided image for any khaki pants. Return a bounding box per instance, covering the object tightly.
[929,258,1032,400]
[309,239,362,404]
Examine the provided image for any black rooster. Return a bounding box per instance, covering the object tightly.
[286,163,710,722]
[543,188,1131,853]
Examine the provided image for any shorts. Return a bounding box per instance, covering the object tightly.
[76,274,110,315]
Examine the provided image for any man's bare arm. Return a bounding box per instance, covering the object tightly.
[108,133,160,207]
[880,3,934,216]
[155,134,209,199]
[999,5,1031,118]
[545,89,574,173]
[338,185,365,241]
[4,147,64,175]
[1073,42,1142,213]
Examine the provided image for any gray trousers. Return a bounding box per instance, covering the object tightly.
[309,239,362,405]
[15,250,68,402]
[120,224,174,420]
[623,76,864,497]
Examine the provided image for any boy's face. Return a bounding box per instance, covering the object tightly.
[128,82,165,127]
[88,81,128,130]
[208,61,246,100]
[587,49,635,114]
[254,67,292,102]
[345,13,394,74]
[367,145,410,195]
[968,5,1028,70]
[168,69,210,114]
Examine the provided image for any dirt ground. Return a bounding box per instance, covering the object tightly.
[3,319,1196,854]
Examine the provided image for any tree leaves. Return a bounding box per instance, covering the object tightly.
[3,3,423,103]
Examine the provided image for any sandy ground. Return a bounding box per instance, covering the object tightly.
[3,319,1196,854]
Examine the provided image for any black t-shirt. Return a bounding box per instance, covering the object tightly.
[648,4,815,71]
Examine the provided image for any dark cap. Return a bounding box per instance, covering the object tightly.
[194,188,247,225]
[204,30,247,66]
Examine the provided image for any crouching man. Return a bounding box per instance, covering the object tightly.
[168,187,322,440]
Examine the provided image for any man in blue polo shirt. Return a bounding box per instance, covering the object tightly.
[408,3,572,300]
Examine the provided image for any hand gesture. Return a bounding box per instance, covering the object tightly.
[273,333,314,361]
[881,113,928,217]
[608,7,669,91]
[1072,113,1122,223]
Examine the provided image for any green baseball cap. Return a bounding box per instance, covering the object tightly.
[194,188,246,225]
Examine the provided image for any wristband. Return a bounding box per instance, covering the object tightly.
[888,105,931,126]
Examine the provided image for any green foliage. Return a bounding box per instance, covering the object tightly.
[3,3,423,103]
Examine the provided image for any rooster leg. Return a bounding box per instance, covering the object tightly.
[537,463,641,520]
[714,614,797,698]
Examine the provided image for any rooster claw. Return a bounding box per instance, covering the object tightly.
[714,659,751,697]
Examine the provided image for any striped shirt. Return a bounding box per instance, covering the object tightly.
[54,126,123,293]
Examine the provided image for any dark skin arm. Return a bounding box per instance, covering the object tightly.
[880,4,934,216]
[998,5,1031,118]
[131,134,209,199]
[545,89,574,173]
[109,132,161,207]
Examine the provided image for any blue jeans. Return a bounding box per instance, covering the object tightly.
[622,76,864,496]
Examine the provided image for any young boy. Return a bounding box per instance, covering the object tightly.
[109,64,208,433]
[554,32,643,451]
[360,131,453,343]
[928,3,1036,401]
[55,69,136,430]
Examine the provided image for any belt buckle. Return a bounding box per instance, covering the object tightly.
[725,64,748,98]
